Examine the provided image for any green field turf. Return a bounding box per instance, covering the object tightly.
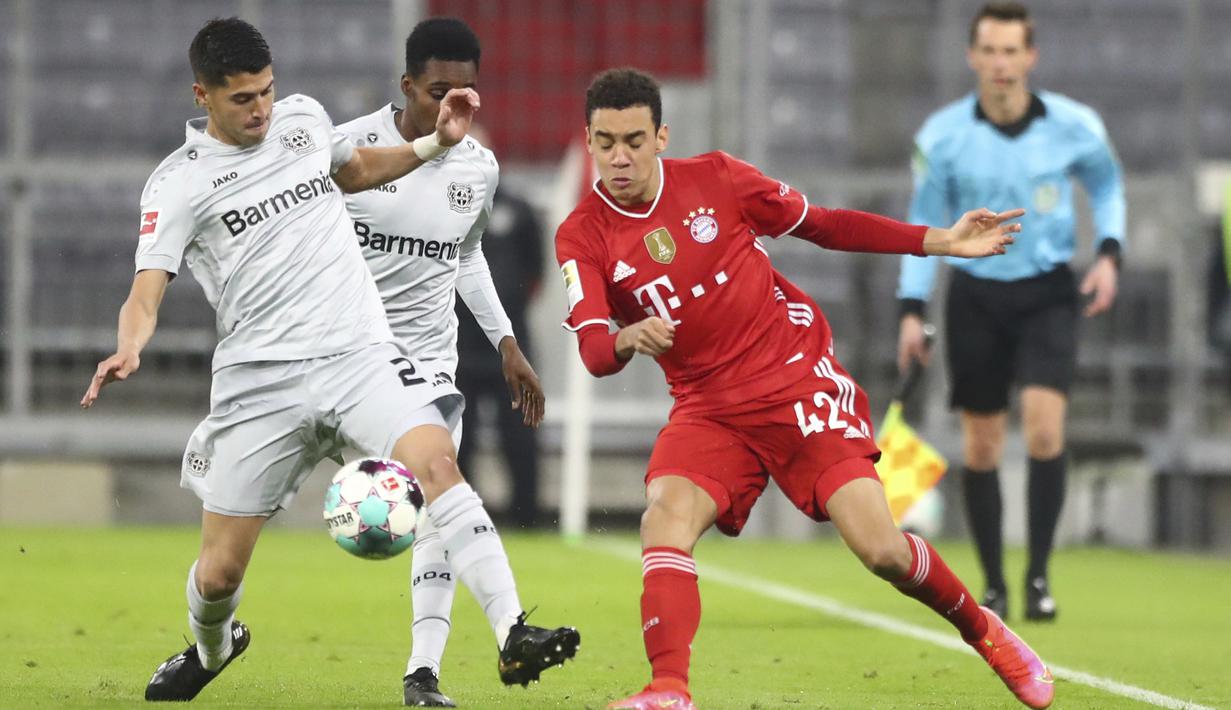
[1,527,1227,709]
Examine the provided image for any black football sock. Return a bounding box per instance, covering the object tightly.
[1027,453,1067,581]
[962,467,1005,592]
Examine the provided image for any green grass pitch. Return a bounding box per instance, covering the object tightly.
[2,527,1227,709]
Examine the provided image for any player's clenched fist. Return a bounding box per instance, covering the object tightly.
[615,317,675,359]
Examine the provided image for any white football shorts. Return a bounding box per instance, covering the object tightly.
[180,341,463,516]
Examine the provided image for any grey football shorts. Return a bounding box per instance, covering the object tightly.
[180,341,463,516]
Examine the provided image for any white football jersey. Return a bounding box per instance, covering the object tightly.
[135,94,393,371]
[339,104,512,377]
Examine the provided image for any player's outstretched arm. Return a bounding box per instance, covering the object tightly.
[81,269,171,409]
[922,208,1024,258]
[333,88,480,193]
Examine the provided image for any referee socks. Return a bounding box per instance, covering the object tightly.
[1027,454,1067,581]
[962,467,1006,593]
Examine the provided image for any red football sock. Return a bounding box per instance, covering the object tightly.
[640,547,700,686]
[895,533,988,642]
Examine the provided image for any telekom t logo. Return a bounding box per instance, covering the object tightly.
[632,275,682,325]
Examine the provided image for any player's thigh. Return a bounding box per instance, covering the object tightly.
[752,353,881,522]
[328,343,464,462]
[182,361,319,516]
[945,272,1014,413]
[647,419,767,537]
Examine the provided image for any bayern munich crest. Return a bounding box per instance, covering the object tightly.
[683,206,719,244]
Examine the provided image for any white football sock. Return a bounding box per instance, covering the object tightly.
[406,514,456,677]
[425,483,522,649]
[185,561,241,672]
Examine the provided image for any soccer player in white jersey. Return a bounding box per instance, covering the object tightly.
[337,18,546,707]
[79,18,578,703]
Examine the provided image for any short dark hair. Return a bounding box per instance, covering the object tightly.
[969,2,1034,47]
[405,17,481,78]
[585,68,662,130]
[189,18,272,88]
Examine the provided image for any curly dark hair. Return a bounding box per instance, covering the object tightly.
[405,17,481,78]
[189,18,272,88]
[585,68,662,130]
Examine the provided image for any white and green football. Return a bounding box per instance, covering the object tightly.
[323,458,424,560]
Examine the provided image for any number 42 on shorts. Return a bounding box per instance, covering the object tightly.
[792,357,872,440]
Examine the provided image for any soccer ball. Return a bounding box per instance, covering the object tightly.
[323,458,424,560]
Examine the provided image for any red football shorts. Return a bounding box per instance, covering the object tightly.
[646,353,881,536]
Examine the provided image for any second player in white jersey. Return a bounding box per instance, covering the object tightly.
[341,105,510,378]
[338,18,552,706]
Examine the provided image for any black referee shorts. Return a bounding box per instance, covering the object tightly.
[944,265,1078,413]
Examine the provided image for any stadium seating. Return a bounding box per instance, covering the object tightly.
[2,0,1229,541]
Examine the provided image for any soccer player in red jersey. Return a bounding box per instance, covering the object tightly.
[556,68,1054,710]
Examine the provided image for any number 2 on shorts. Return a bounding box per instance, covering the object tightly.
[390,357,426,387]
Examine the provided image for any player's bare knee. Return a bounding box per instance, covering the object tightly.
[417,454,463,498]
[195,558,245,600]
[964,440,1001,471]
[1025,429,1064,460]
[858,536,913,580]
[640,497,700,551]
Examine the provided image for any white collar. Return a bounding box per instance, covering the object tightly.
[592,157,664,219]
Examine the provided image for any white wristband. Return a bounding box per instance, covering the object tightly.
[412,133,447,161]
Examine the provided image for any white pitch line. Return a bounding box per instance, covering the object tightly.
[590,540,1217,710]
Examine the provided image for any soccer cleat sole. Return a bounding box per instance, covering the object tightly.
[403,693,457,708]
[499,627,581,687]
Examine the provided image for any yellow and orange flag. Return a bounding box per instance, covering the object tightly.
[875,400,948,526]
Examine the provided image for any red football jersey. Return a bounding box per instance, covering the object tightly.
[555,151,837,413]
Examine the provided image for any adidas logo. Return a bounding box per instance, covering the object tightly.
[843,427,866,439]
[613,260,637,283]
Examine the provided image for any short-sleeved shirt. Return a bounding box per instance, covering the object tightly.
[898,91,1126,301]
[555,151,834,415]
[338,104,508,376]
[135,93,392,371]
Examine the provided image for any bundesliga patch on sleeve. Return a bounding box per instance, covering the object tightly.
[139,211,159,237]
[560,259,584,312]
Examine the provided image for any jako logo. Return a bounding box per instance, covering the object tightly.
[220,171,333,236]
[212,171,238,189]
